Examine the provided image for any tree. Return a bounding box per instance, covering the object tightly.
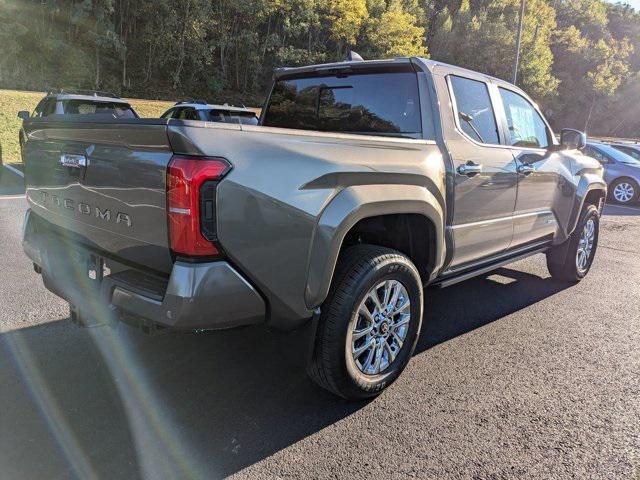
[322,0,368,54]
[0,0,638,138]
[363,0,428,57]
[430,0,558,99]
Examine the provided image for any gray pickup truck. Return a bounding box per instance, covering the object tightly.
[21,57,606,400]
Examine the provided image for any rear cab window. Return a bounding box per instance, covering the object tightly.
[262,68,422,138]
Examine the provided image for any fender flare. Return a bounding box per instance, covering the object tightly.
[304,183,445,309]
[566,175,607,237]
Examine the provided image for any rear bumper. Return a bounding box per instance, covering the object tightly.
[22,210,265,330]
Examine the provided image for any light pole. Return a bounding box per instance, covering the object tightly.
[513,0,526,84]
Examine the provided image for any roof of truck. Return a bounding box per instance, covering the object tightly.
[273,56,509,87]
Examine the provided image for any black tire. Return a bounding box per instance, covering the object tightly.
[609,177,639,205]
[307,244,423,400]
[546,204,600,282]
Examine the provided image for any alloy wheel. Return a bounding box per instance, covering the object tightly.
[576,218,596,273]
[346,280,411,376]
[613,182,635,203]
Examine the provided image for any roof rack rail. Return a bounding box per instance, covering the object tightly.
[174,99,208,106]
[45,87,121,99]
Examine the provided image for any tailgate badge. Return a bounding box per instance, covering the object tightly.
[60,154,88,169]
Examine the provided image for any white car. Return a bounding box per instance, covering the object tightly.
[160,101,259,125]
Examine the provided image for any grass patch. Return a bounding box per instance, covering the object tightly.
[0,89,173,165]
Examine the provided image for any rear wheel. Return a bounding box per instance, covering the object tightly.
[546,204,600,282]
[308,245,423,400]
[610,178,638,205]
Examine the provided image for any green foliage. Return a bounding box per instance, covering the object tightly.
[324,0,368,46]
[430,0,558,98]
[0,0,638,137]
[362,0,428,57]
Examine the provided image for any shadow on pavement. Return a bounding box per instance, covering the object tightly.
[0,266,571,479]
[418,267,569,354]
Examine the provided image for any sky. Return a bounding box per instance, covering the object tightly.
[608,0,640,11]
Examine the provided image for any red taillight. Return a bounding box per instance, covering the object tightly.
[167,155,231,257]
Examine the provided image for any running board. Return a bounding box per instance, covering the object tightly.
[431,243,551,288]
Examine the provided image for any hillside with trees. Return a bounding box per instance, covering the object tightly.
[0,0,638,136]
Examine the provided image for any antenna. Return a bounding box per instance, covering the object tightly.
[345,50,364,62]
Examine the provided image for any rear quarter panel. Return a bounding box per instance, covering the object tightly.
[167,122,446,328]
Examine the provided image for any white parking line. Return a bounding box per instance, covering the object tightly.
[3,164,24,178]
[0,195,26,200]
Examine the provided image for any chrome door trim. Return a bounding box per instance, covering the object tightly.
[451,210,554,230]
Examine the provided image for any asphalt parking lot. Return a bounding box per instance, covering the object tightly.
[0,165,638,479]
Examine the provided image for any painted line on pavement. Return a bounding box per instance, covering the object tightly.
[3,164,24,178]
[0,195,26,200]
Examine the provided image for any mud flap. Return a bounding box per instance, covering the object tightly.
[305,307,322,367]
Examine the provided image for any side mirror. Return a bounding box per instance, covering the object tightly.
[560,128,586,151]
[17,111,30,121]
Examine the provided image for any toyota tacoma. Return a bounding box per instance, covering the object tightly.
[21,57,606,400]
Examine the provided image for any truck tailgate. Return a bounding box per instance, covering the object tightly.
[22,118,174,274]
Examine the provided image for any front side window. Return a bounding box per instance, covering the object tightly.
[615,146,640,161]
[585,146,608,164]
[33,98,48,117]
[449,75,500,145]
[42,99,57,116]
[499,88,549,149]
[263,71,422,137]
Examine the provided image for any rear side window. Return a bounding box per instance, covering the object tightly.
[62,100,137,118]
[616,145,640,160]
[262,71,422,137]
[182,108,199,120]
[449,75,500,145]
[206,110,258,125]
[498,88,549,149]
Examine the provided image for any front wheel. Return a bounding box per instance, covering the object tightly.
[308,245,423,400]
[546,204,600,282]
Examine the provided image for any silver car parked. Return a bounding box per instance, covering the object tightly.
[584,142,640,205]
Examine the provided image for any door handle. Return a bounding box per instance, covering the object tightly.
[457,162,483,176]
[517,164,535,175]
